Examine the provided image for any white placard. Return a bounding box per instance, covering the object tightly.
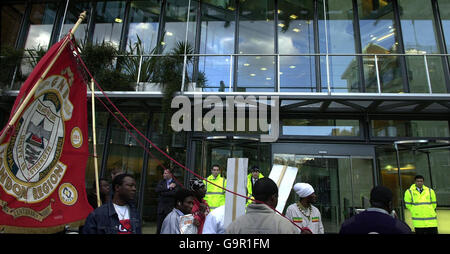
[268,164,298,213]
[223,158,248,229]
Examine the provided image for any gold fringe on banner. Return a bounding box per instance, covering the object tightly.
[0,218,86,234]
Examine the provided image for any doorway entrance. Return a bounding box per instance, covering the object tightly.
[378,140,450,223]
[190,136,271,179]
[272,143,376,233]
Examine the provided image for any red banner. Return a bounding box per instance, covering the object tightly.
[0,36,92,233]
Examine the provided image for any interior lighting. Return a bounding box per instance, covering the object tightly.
[166,31,173,36]
[376,32,394,42]
[244,63,250,66]
[289,65,296,69]
[250,73,256,77]
[293,28,300,33]
[266,77,272,80]
[115,18,123,23]
[290,14,298,19]
[278,23,285,28]
[260,67,267,71]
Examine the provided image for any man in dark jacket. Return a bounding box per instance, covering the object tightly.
[83,173,142,234]
[155,169,179,234]
[339,185,411,234]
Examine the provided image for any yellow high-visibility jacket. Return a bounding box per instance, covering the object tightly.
[246,173,264,206]
[404,184,437,228]
[203,175,226,210]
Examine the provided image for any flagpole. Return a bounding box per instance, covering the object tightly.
[0,11,87,144]
[90,78,101,208]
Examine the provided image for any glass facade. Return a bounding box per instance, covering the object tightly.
[2,0,450,93]
[1,0,450,234]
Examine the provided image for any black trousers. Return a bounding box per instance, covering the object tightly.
[415,227,438,234]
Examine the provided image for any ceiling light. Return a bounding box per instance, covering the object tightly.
[260,67,267,71]
[278,23,285,28]
[289,65,296,69]
[166,31,173,36]
[250,73,256,77]
[290,14,298,20]
[115,18,123,23]
[244,63,250,66]
[376,32,394,42]
[293,28,300,33]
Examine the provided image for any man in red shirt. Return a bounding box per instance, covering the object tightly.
[190,178,210,234]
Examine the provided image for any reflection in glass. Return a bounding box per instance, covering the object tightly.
[92,1,126,49]
[20,3,58,88]
[60,1,90,45]
[198,56,232,92]
[371,120,450,137]
[377,146,431,214]
[198,1,235,91]
[237,0,274,92]
[429,149,450,206]
[1,4,25,48]
[23,3,58,51]
[237,56,275,92]
[357,0,403,93]
[438,0,450,51]
[127,0,161,53]
[398,0,446,93]
[319,0,359,92]
[280,56,315,92]
[278,1,315,92]
[282,119,360,136]
[106,112,148,199]
[161,0,196,54]
[86,112,109,191]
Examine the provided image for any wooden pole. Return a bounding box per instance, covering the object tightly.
[0,11,87,144]
[90,78,101,208]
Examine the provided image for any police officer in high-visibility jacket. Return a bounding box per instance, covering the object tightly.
[203,164,226,211]
[404,175,438,234]
[246,166,263,206]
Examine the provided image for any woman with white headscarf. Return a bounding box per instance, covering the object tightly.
[285,183,324,234]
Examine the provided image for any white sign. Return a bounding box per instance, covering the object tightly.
[269,164,298,213]
[224,158,248,229]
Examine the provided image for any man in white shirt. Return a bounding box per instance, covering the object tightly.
[203,205,225,234]
[285,183,324,234]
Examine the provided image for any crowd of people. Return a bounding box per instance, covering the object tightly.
[81,164,438,235]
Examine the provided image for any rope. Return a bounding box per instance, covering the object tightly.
[69,39,305,232]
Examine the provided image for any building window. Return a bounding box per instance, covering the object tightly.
[282,119,360,136]
[320,0,359,93]
[398,0,447,93]
[237,0,275,92]
[278,1,316,92]
[357,0,403,93]
[195,0,236,92]
[371,120,450,137]
[92,1,126,49]
[126,0,161,54]
[60,1,91,46]
[1,4,26,48]
[438,0,450,53]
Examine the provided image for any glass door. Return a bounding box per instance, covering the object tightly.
[194,136,271,179]
[273,153,374,233]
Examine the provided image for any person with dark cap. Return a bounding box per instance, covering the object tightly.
[339,185,411,234]
[226,177,300,234]
[190,177,210,234]
[247,165,264,199]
